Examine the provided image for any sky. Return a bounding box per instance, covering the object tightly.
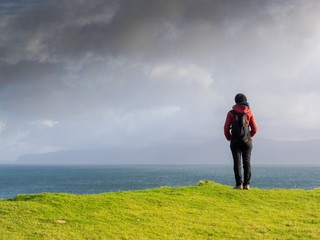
[1,0,320,163]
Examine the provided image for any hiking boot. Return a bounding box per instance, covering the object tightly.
[243,184,250,190]
[233,184,243,190]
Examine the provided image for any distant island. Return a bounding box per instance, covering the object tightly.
[16,138,320,165]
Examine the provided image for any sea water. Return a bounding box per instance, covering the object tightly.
[0,165,320,199]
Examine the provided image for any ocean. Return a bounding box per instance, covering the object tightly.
[0,164,320,199]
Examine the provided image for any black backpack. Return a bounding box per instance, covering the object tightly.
[230,110,250,142]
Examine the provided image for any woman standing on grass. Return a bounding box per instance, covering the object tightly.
[224,93,258,190]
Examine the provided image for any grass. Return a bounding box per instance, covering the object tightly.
[0,181,320,239]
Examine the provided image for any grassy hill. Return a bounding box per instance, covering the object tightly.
[0,181,319,239]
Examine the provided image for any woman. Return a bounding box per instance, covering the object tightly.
[224,93,258,190]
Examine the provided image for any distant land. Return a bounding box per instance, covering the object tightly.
[16,138,320,165]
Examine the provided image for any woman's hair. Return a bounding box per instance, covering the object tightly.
[235,93,247,103]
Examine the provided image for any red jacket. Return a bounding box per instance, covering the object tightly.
[224,104,257,141]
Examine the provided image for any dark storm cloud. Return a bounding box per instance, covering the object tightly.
[1,0,117,62]
[0,0,292,61]
[0,60,68,117]
[1,0,317,73]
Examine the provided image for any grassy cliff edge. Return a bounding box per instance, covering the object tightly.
[1,181,319,239]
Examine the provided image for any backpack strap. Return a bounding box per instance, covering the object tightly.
[230,110,236,116]
[230,110,248,116]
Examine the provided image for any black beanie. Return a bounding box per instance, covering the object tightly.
[235,93,247,103]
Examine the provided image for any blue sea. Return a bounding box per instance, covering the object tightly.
[1,165,320,199]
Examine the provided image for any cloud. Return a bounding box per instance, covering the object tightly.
[150,63,213,89]
[0,121,6,133]
[0,0,320,162]
[33,120,59,128]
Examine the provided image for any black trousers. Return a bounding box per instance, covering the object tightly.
[230,140,253,186]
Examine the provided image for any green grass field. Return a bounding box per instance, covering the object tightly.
[0,181,319,239]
